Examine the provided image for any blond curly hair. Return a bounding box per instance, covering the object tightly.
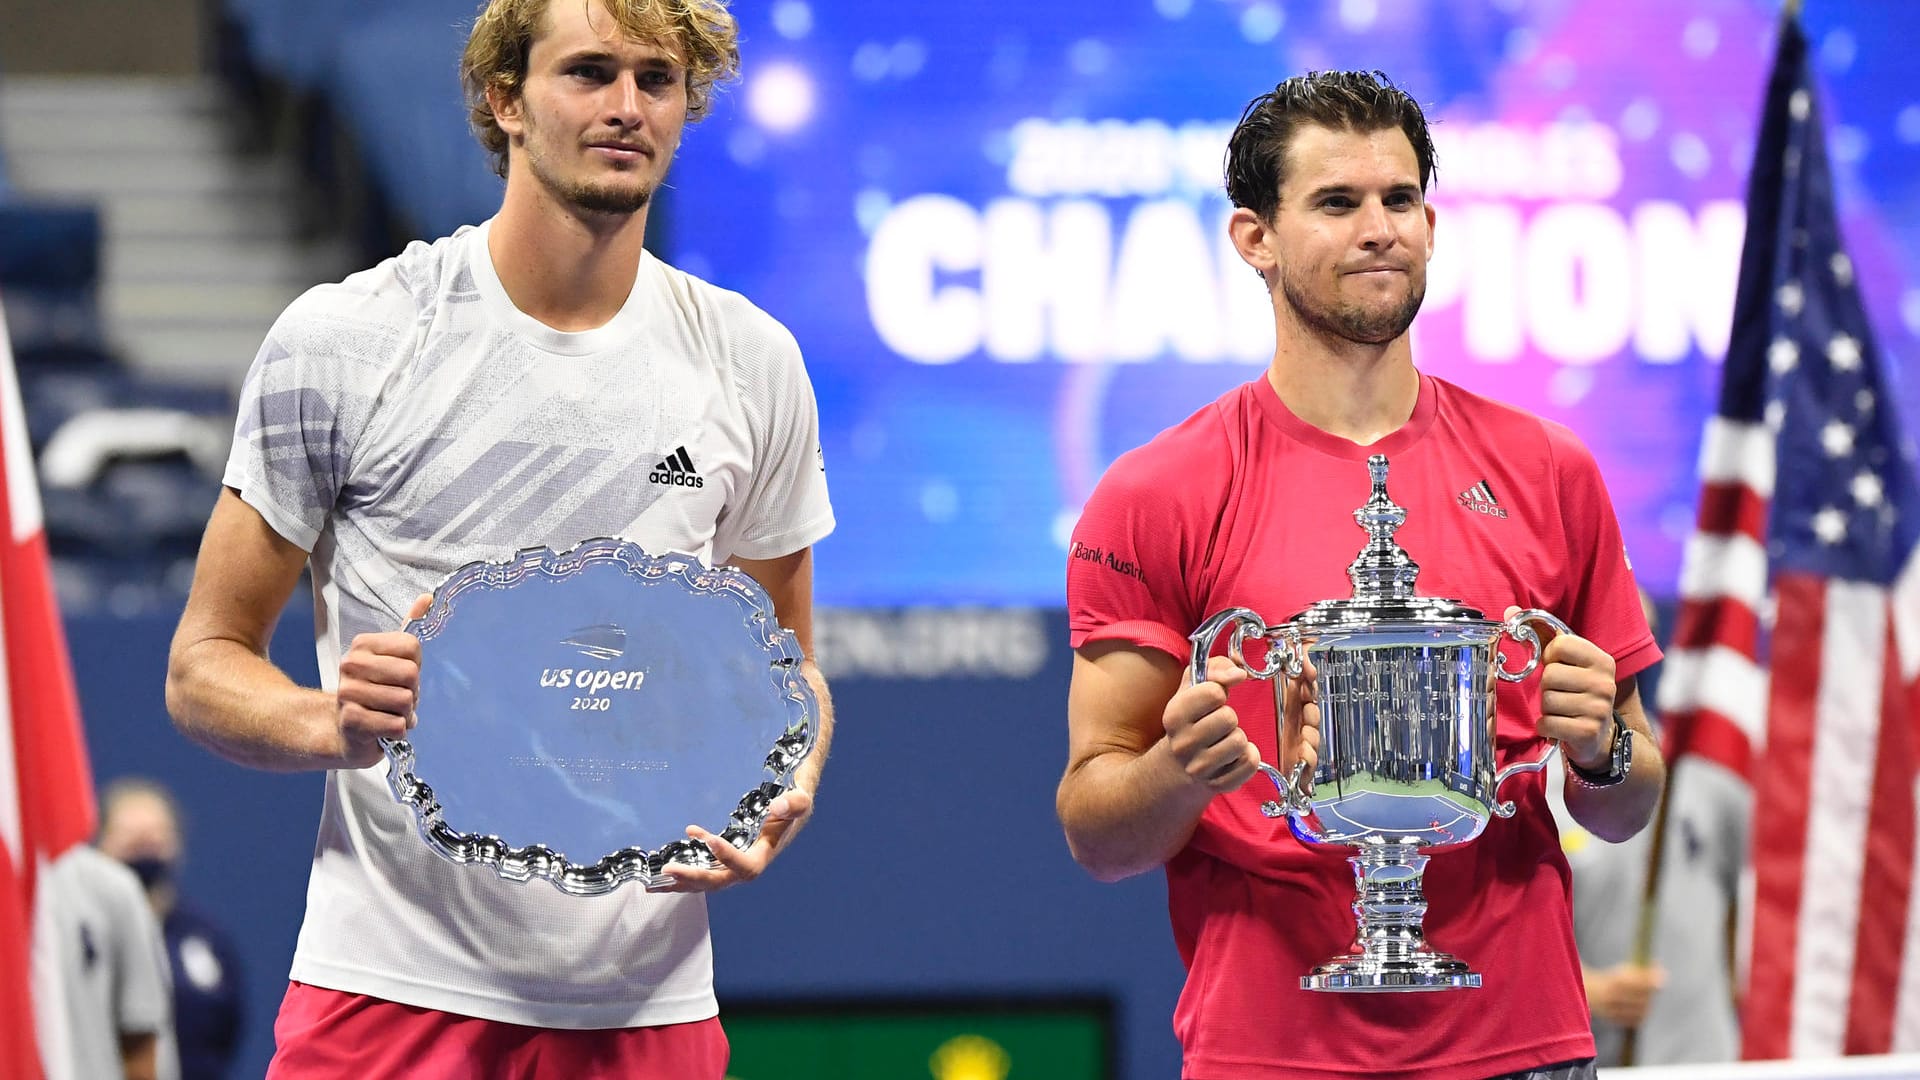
[462,0,741,178]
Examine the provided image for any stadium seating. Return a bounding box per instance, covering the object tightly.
[222,0,500,244]
[4,2,509,616]
[2,199,226,615]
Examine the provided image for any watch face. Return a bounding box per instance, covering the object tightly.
[1605,716,1633,779]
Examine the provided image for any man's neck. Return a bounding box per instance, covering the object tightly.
[488,179,651,332]
[1266,315,1421,444]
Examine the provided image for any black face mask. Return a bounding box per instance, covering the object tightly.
[124,857,174,890]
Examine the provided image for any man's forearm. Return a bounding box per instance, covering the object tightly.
[165,637,343,772]
[1058,741,1216,882]
[751,660,832,860]
[795,660,832,796]
[1564,727,1665,842]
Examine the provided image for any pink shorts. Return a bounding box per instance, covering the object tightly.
[266,981,729,1079]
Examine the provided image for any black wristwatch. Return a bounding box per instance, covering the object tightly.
[1567,712,1634,788]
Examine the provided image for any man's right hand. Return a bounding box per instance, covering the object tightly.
[1162,656,1261,791]
[334,594,432,768]
[1584,962,1665,1027]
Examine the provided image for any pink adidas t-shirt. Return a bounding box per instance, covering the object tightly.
[1068,372,1659,1080]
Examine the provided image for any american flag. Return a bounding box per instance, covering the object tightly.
[1657,9,1920,1059]
[0,293,96,1077]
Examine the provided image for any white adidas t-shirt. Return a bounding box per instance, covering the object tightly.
[223,219,834,1028]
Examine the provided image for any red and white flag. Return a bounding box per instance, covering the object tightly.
[0,292,96,1079]
[1659,10,1920,1058]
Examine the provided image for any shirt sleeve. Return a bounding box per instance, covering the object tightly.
[1067,432,1221,661]
[221,280,412,551]
[105,861,171,1037]
[713,313,835,562]
[1547,420,1662,681]
[1705,760,1753,901]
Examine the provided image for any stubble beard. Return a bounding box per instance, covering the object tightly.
[526,135,655,217]
[1280,267,1427,346]
[564,179,652,216]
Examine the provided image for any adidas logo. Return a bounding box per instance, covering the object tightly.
[648,446,705,488]
[1457,480,1507,518]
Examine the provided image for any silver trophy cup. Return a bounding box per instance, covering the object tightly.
[1189,454,1569,991]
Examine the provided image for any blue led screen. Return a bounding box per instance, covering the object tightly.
[667,0,1920,606]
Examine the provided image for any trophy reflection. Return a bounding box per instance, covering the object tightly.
[1189,455,1569,991]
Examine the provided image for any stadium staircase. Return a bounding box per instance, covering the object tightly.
[0,74,347,388]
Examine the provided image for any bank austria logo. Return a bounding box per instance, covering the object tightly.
[649,446,704,488]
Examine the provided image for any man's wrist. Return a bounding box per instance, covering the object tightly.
[1566,717,1615,772]
[1566,713,1633,788]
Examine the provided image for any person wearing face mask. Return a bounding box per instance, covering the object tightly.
[32,839,178,1080]
[97,778,245,1080]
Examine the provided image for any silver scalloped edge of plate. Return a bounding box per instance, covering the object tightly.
[379,537,818,896]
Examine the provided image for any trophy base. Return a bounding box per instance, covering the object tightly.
[1301,954,1481,992]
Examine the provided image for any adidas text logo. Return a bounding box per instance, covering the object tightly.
[649,447,705,488]
[1457,480,1507,518]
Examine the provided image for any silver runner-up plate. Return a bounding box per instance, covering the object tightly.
[380,538,817,896]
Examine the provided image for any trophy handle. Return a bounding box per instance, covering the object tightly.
[1188,607,1301,684]
[1255,760,1313,819]
[1489,608,1574,816]
[1494,608,1573,682]
[1489,741,1561,818]
[1188,609,1310,816]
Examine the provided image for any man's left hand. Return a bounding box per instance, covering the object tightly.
[655,789,814,893]
[1509,607,1617,772]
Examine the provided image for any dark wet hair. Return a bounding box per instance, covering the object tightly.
[1224,69,1437,221]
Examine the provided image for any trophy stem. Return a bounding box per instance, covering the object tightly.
[1302,842,1481,992]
